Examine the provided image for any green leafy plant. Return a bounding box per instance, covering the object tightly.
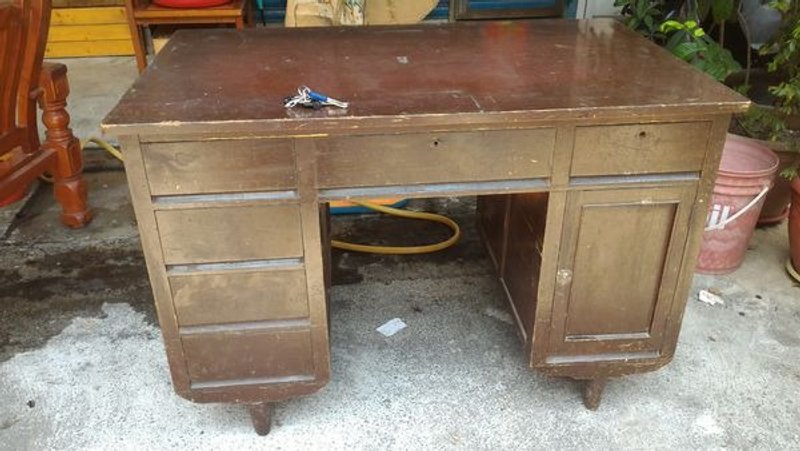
[615,0,741,81]
[614,0,663,39]
[615,0,740,39]
[660,19,741,81]
[742,0,800,178]
[738,106,786,141]
[764,1,800,117]
[705,0,738,45]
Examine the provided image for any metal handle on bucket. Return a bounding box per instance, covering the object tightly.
[704,185,770,232]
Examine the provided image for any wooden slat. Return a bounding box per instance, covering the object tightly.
[181,329,315,383]
[155,205,304,265]
[571,122,711,177]
[294,139,333,387]
[45,39,133,57]
[53,0,124,8]
[170,268,309,327]
[501,192,547,341]
[143,139,296,196]
[133,0,244,19]
[50,6,127,25]
[476,194,509,272]
[49,23,130,41]
[317,129,555,189]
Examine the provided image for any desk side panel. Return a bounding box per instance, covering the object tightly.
[119,134,191,393]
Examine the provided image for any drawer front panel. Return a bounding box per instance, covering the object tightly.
[156,205,303,265]
[571,122,710,177]
[317,128,555,188]
[143,139,295,196]
[182,329,314,382]
[170,268,309,326]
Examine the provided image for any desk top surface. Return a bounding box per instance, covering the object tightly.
[103,19,748,134]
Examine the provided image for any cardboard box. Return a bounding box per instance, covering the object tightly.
[285,0,436,27]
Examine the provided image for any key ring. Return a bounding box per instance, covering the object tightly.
[284,86,348,109]
[283,86,311,108]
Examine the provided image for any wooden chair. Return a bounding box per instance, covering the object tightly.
[124,0,250,72]
[0,0,91,228]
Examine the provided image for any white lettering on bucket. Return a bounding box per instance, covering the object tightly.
[707,204,733,230]
[704,185,771,232]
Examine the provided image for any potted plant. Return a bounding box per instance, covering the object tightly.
[734,1,800,279]
[729,0,799,225]
[618,1,800,280]
[756,1,800,280]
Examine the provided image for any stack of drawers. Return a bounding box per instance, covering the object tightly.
[135,137,326,399]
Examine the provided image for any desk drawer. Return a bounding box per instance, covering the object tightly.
[182,329,314,383]
[142,139,295,196]
[170,268,309,326]
[317,128,555,188]
[156,205,303,265]
[571,122,710,177]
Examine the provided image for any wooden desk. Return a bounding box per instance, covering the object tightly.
[103,20,749,435]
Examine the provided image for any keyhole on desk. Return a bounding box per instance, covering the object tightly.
[638,131,647,139]
[432,138,440,147]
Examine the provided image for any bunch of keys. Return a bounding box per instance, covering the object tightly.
[283,86,349,109]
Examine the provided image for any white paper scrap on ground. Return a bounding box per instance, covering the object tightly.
[698,289,725,306]
[376,318,407,337]
[483,306,514,325]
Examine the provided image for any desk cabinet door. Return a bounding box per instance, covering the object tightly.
[547,185,696,362]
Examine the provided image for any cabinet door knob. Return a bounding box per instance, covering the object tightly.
[557,269,573,286]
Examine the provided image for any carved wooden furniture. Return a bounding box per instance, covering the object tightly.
[103,20,749,435]
[1,0,91,227]
[123,0,249,72]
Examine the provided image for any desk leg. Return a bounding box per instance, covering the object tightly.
[582,378,607,411]
[248,403,272,436]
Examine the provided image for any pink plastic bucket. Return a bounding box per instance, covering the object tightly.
[697,134,779,274]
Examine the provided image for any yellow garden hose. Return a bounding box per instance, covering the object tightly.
[79,139,461,255]
[87,137,124,161]
[331,200,461,254]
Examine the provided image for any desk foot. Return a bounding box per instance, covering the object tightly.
[582,378,607,411]
[248,403,272,436]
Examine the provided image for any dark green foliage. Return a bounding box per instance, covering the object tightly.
[615,0,741,81]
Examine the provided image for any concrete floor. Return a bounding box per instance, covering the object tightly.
[1,57,800,449]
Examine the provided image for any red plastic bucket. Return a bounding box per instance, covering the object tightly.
[697,134,779,274]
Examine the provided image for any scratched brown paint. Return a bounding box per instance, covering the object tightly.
[103,19,749,434]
